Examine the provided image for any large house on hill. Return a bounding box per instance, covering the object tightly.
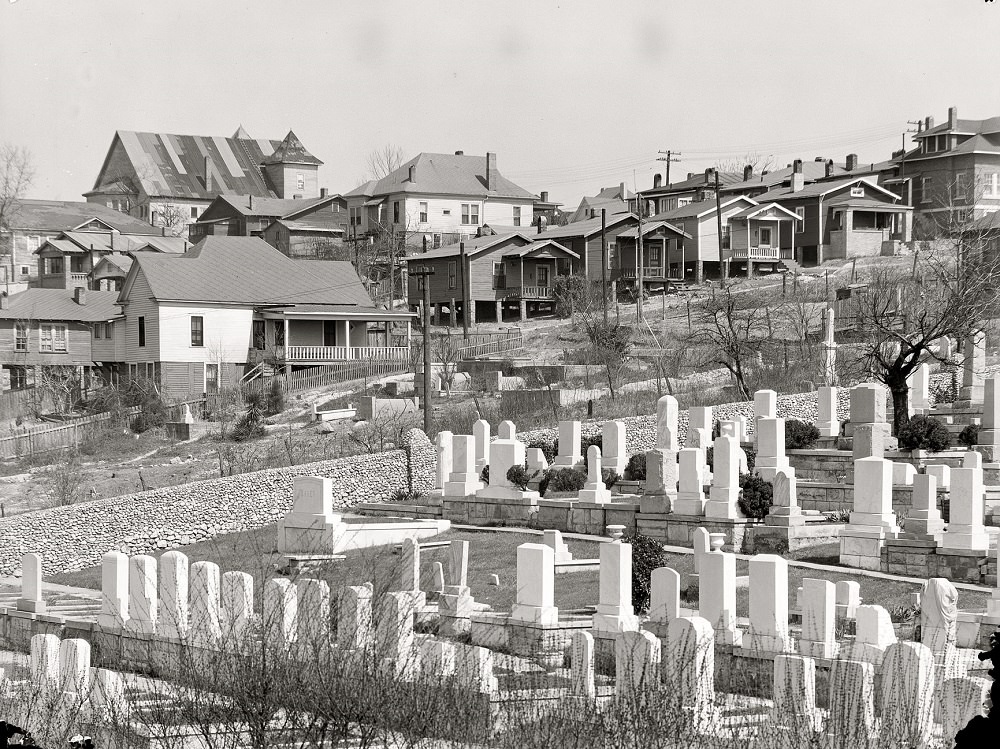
[85,128,325,236]
[0,199,159,292]
[344,151,539,249]
[116,236,413,398]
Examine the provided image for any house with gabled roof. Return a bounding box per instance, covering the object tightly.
[188,193,346,244]
[116,236,413,398]
[753,164,912,265]
[405,229,578,322]
[85,128,325,236]
[0,287,123,398]
[638,169,743,215]
[344,151,539,250]
[0,199,160,292]
[567,183,634,224]
[534,211,639,283]
[721,158,852,199]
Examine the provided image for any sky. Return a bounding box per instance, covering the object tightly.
[2,0,1000,209]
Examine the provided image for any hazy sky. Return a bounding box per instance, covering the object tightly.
[2,0,999,208]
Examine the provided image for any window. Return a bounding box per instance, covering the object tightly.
[513,206,521,227]
[720,225,731,250]
[105,322,114,340]
[416,273,424,292]
[273,320,285,346]
[151,211,159,225]
[537,266,550,287]
[8,366,28,391]
[794,206,805,223]
[252,320,266,350]
[448,260,457,289]
[419,202,428,223]
[14,323,27,352]
[190,206,199,219]
[433,234,442,248]
[937,135,948,152]
[648,245,662,265]
[955,172,970,201]
[205,363,219,393]
[39,324,67,352]
[460,203,479,225]
[296,173,305,190]
[492,261,506,290]
[190,316,204,347]
[921,177,933,204]
[607,242,616,270]
[850,187,865,198]
[94,324,102,340]
[138,316,146,348]
[678,198,692,208]
[759,227,773,246]
[45,257,64,275]
[19,266,29,277]
[70,256,85,273]
[349,206,362,227]
[393,201,401,224]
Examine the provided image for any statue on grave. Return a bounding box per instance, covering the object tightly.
[919,577,958,653]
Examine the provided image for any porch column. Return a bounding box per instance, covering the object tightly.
[449,299,457,328]
[495,300,503,323]
[791,223,796,267]
[747,224,752,278]
[519,300,527,321]
[468,299,476,325]
[405,320,411,350]
[284,319,291,376]
[338,320,350,351]
[434,303,441,327]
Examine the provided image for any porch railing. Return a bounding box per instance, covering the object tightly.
[504,285,553,300]
[619,266,671,280]
[283,345,410,362]
[731,247,780,260]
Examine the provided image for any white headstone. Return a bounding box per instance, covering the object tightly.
[747,554,792,653]
[925,463,951,490]
[99,551,129,628]
[850,384,886,424]
[656,395,680,451]
[473,419,490,473]
[444,434,483,496]
[592,540,639,634]
[692,527,711,574]
[190,560,223,650]
[981,375,1000,444]
[126,555,157,635]
[542,529,572,562]
[960,330,986,401]
[615,629,661,695]
[448,539,469,590]
[17,552,45,614]
[570,630,596,698]
[941,465,989,551]
[919,577,958,653]
[766,467,804,527]
[57,637,91,699]
[674,448,706,515]
[879,642,935,748]
[526,447,549,472]
[263,577,297,651]
[484,438,527,492]
[688,406,713,434]
[698,550,742,646]
[755,417,790,481]
[835,580,862,619]
[578,444,612,503]
[827,659,876,747]
[647,567,680,627]
[663,616,716,728]
[157,550,189,640]
[509,543,558,625]
[554,420,583,467]
[816,386,840,437]
[602,420,627,474]
[909,364,930,413]
[221,571,254,644]
[337,584,373,651]
[939,677,992,745]
[988,542,1000,618]
[498,420,516,440]
[376,591,416,680]
[903,473,944,537]
[844,604,896,664]
[772,654,819,733]
[753,390,777,442]
[892,461,917,486]
[435,431,454,490]
[848,457,898,532]
[705,435,741,519]
[798,578,836,659]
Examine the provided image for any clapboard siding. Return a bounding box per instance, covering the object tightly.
[123,268,160,362]
[0,319,94,365]
[157,303,253,363]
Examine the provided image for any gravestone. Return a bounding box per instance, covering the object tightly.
[755,417,790,481]
[798,578,837,658]
[919,577,958,653]
[337,584,373,651]
[435,431,454,491]
[553,420,583,468]
[704,435,741,519]
[376,591,417,680]
[579,445,612,503]
[419,638,456,678]
[939,676,992,745]
[753,389,777,443]
[602,420,627,474]
[277,476,342,554]
[542,529,572,562]
[879,642,935,748]
[843,604,896,664]
[509,543,558,625]
[839,457,898,570]
[765,467,804,527]
[645,566,680,637]
[17,552,45,614]
[444,434,483,496]
[98,552,129,629]
[698,550,742,646]
[263,578,297,651]
[959,330,986,403]
[126,555,157,635]
[827,659,876,747]
[221,571,254,644]
[592,539,639,634]
[498,420,516,440]
[816,386,840,438]
[473,419,490,473]
[570,630,596,698]
[639,448,677,513]
[673,448,706,515]
[663,616,717,729]
[772,654,820,733]
[656,394,680,451]
[902,473,944,539]
[296,577,330,659]
[909,363,930,414]
[747,554,792,653]
[941,465,989,552]
[439,540,474,636]
[157,551,189,640]
[925,463,950,490]
[615,630,661,695]
[190,561,222,650]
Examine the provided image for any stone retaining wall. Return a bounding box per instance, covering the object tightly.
[0,430,435,577]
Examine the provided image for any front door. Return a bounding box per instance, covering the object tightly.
[323,321,337,347]
[537,265,550,287]
[759,226,773,247]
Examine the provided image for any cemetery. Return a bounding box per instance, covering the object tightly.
[0,321,996,745]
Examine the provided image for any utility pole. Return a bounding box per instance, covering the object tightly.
[459,242,470,340]
[601,208,609,325]
[410,266,436,434]
[657,150,682,187]
[901,119,922,208]
[714,169,727,285]
[636,198,644,323]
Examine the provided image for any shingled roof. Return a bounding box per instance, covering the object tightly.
[5,199,159,234]
[124,236,376,307]
[344,153,536,200]
[261,130,323,166]
[0,289,121,322]
[88,130,297,200]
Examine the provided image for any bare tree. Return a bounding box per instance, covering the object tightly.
[150,202,189,237]
[715,151,776,176]
[0,144,35,284]
[366,144,406,180]
[686,283,770,401]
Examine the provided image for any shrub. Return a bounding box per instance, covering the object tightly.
[525,437,557,463]
[602,469,620,490]
[737,473,773,519]
[390,489,425,502]
[266,379,286,416]
[785,419,820,450]
[545,467,587,494]
[621,532,665,613]
[580,435,604,468]
[480,465,490,485]
[958,423,980,448]
[506,464,532,490]
[230,413,265,442]
[897,415,951,452]
[130,412,156,434]
[537,471,551,497]
[624,452,646,481]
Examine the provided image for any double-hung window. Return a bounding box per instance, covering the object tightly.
[419,202,428,223]
[14,323,27,352]
[461,203,479,225]
[40,324,67,352]
[191,316,204,347]
[448,260,457,289]
[513,206,521,226]
[492,261,506,290]
[138,316,146,348]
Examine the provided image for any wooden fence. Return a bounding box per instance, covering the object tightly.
[455,329,525,360]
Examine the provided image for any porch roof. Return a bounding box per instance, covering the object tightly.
[824,196,912,212]
[257,303,414,320]
[616,220,691,239]
[501,239,578,259]
[729,203,800,221]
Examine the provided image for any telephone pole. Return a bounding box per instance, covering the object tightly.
[715,169,727,285]
[410,267,436,434]
[901,119,922,205]
[601,208,609,325]
[459,241,470,340]
[657,150,682,187]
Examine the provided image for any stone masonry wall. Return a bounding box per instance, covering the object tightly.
[0,430,434,577]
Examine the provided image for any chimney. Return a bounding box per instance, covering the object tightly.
[249,195,253,210]
[948,106,957,128]
[814,156,824,162]
[619,181,627,200]
[687,172,694,180]
[536,216,543,234]
[925,116,934,131]
[454,150,464,156]
[320,187,328,198]
[203,156,213,193]
[293,194,303,199]
[74,287,86,306]
[790,159,805,193]
[540,190,549,203]
[486,152,497,191]
[704,167,714,183]
[0,292,8,310]
[653,174,662,189]
[743,165,753,181]
[408,164,416,183]
[110,233,114,251]
[825,159,834,178]
[846,153,859,171]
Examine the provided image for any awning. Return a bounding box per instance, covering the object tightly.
[363,198,385,207]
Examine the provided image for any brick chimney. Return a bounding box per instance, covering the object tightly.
[925,115,934,130]
[825,159,835,178]
[74,287,86,305]
[408,164,416,183]
[619,181,627,200]
[203,156,213,192]
[540,191,549,203]
[0,292,8,310]
[536,216,544,234]
[687,172,694,180]
[846,153,859,171]
[454,150,464,156]
[743,165,754,181]
[948,106,958,129]
[790,159,805,193]
[704,167,715,184]
[486,152,497,191]
[320,187,328,198]
[653,174,662,189]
